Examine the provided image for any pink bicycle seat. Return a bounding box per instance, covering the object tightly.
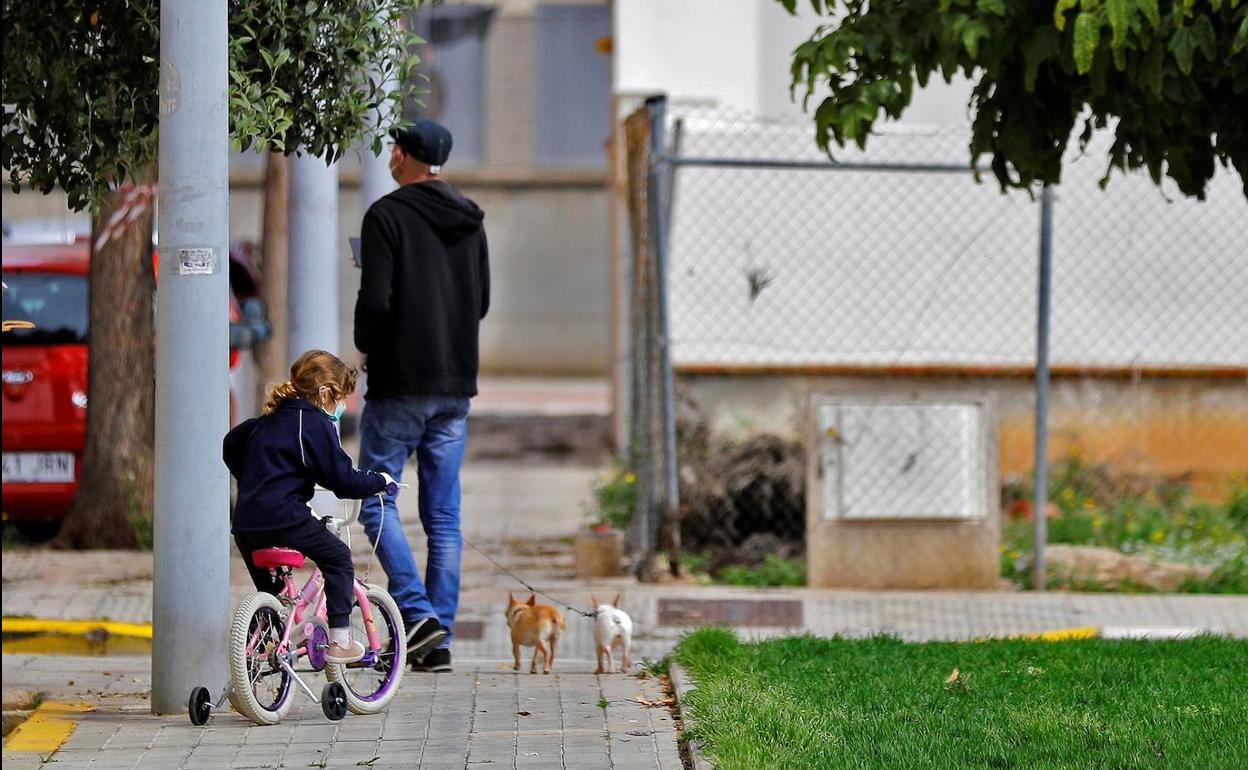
[252,547,306,569]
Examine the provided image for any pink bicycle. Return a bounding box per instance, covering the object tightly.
[188,495,406,725]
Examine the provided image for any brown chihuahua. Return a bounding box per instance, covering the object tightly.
[505,592,566,674]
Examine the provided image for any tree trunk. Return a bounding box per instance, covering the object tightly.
[53,180,157,549]
[255,150,290,401]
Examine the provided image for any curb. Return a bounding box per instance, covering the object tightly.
[2,618,152,639]
[668,663,714,770]
[2,700,94,754]
[1008,625,1216,642]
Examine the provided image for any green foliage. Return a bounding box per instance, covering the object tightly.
[1000,456,1247,591]
[2,1,423,212]
[679,550,713,575]
[777,0,1248,200]
[640,655,672,677]
[675,628,1248,770]
[585,463,637,530]
[716,555,807,587]
[1179,548,1248,593]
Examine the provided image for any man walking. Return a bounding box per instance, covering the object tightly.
[354,118,489,672]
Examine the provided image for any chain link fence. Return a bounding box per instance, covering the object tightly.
[622,96,1248,582]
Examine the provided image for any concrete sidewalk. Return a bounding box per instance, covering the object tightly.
[2,655,681,770]
[6,455,1248,768]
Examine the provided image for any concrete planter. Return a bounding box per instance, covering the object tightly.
[574,526,624,578]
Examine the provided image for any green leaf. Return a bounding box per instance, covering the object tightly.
[1054,0,1079,31]
[977,0,1006,15]
[1234,14,1248,55]
[1170,24,1196,75]
[1190,15,1217,62]
[1022,26,1060,91]
[1105,0,1133,48]
[962,20,991,58]
[1073,11,1102,74]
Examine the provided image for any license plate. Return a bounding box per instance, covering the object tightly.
[2,452,75,483]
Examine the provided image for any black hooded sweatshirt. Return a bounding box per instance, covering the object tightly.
[354,180,490,398]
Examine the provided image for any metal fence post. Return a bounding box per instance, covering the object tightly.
[1033,184,1055,591]
[646,95,680,575]
[152,0,230,714]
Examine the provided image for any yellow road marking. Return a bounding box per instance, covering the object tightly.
[3,701,94,753]
[1012,626,1100,641]
[2,618,152,639]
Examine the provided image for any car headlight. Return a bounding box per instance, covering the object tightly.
[72,390,88,409]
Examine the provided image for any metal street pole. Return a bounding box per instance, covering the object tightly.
[288,155,341,357]
[361,148,397,212]
[152,0,230,714]
[360,11,399,211]
[1033,184,1055,591]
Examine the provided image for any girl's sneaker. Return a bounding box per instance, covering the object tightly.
[325,639,366,664]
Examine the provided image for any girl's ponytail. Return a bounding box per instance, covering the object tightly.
[263,381,300,415]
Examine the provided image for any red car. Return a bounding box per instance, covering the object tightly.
[2,231,267,531]
[2,242,89,529]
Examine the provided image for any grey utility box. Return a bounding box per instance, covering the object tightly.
[806,393,1000,589]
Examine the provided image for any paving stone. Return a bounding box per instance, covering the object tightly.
[8,470,1248,770]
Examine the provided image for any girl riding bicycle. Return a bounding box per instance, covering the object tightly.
[223,349,395,665]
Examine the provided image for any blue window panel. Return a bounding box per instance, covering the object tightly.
[534,4,611,168]
[406,6,495,168]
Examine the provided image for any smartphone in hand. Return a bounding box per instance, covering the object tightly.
[349,237,362,268]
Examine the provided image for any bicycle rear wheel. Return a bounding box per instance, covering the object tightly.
[227,593,295,725]
[326,583,405,714]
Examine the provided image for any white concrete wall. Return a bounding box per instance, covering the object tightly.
[615,0,761,110]
[616,0,974,127]
[226,179,611,376]
[3,177,611,378]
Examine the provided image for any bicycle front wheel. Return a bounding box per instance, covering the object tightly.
[227,592,295,725]
[326,583,405,714]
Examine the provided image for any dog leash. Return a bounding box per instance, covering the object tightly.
[461,536,598,619]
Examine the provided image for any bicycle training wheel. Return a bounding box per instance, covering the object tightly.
[187,686,212,726]
[325,583,405,714]
[227,593,295,725]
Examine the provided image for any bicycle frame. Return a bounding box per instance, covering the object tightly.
[194,492,406,725]
[245,568,384,670]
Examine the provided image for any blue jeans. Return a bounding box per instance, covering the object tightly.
[358,395,469,648]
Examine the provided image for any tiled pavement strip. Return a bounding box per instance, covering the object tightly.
[2,658,681,770]
[6,456,1248,767]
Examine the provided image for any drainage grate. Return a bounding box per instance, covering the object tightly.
[657,599,802,627]
[451,620,485,640]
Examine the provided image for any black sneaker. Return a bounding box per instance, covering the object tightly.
[405,617,447,665]
[411,647,452,673]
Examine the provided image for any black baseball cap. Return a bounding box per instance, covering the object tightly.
[389,118,453,171]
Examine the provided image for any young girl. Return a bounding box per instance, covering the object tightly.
[223,349,395,664]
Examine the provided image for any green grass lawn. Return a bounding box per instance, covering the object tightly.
[674,628,1248,770]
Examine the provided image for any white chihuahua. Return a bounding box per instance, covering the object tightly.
[592,594,633,674]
